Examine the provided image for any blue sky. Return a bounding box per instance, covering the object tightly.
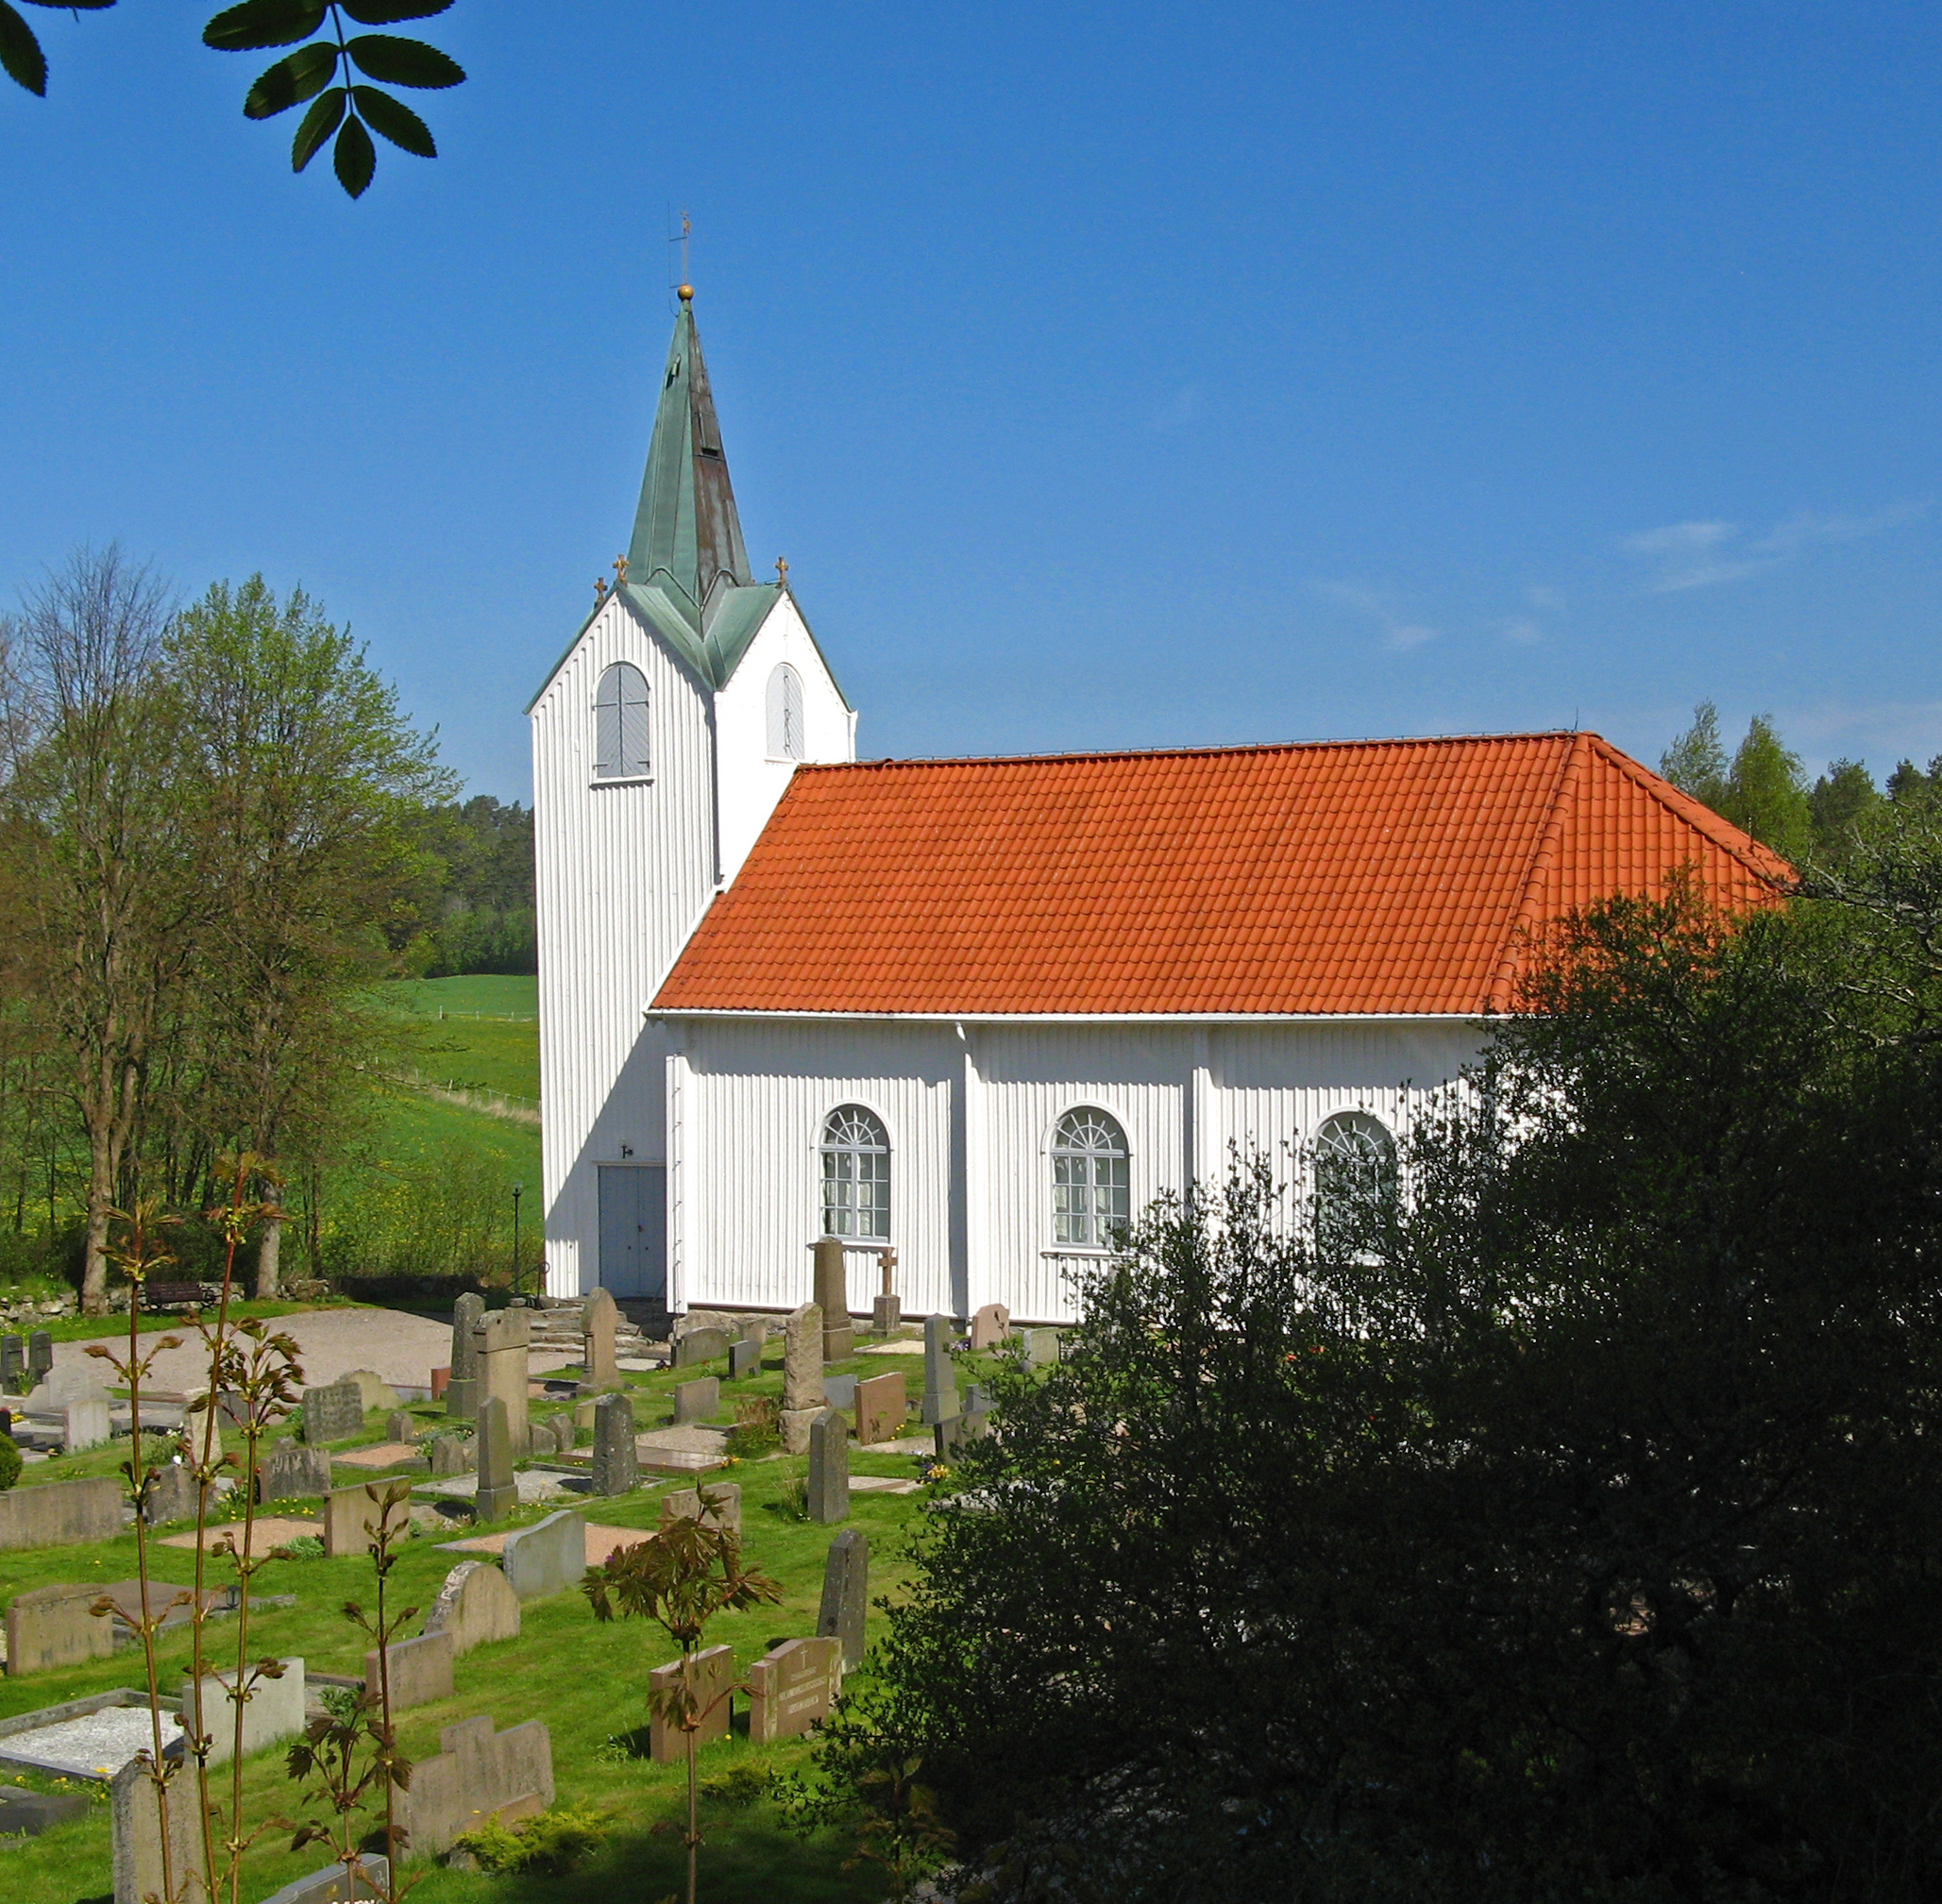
[5,1,1939,799]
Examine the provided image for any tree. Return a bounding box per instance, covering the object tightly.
[1658,698,1729,809]
[166,575,452,1297]
[0,548,206,1312]
[1808,756,1880,860]
[1720,710,1812,860]
[816,876,1942,1901]
[1,0,464,199]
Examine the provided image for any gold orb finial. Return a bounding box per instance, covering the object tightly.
[677,282,694,301]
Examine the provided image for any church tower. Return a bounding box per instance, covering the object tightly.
[528,290,855,1303]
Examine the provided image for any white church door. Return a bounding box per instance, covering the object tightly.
[598,1164,667,1300]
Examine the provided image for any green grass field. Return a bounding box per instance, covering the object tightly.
[0,1336,945,1903]
[383,978,540,1106]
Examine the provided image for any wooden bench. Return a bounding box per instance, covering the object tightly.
[143,1282,218,1312]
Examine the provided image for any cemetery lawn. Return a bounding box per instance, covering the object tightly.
[0,1332,945,1903]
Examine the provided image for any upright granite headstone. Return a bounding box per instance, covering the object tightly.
[970,1302,1012,1350]
[660,1481,741,1538]
[649,1643,735,1761]
[921,1314,960,1427]
[366,1630,453,1711]
[779,1302,825,1455]
[143,1461,199,1525]
[428,1432,475,1478]
[473,1396,516,1522]
[340,1370,402,1413]
[63,1395,111,1451]
[501,1508,585,1600]
[672,1376,718,1424]
[673,1325,732,1368]
[854,1371,908,1446]
[180,1655,307,1764]
[255,1856,389,1904]
[393,1713,553,1860]
[26,1329,52,1384]
[817,1527,870,1673]
[728,1338,760,1379]
[259,1439,332,1503]
[447,1290,485,1421]
[590,1390,636,1496]
[422,1559,521,1658]
[111,1759,208,1904]
[871,1292,902,1336]
[582,1287,620,1389]
[0,1335,22,1391]
[813,1235,855,1362]
[6,1581,114,1675]
[323,1486,392,1559]
[476,1307,531,1457]
[385,1411,417,1445]
[302,1378,363,1446]
[0,1474,124,1550]
[1022,1328,1060,1370]
[807,1410,849,1525]
[747,1636,841,1744]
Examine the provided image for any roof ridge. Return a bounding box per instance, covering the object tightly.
[1488,733,1587,1014]
[1582,734,1796,888]
[796,728,1595,776]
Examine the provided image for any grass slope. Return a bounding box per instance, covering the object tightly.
[0,1335,944,1903]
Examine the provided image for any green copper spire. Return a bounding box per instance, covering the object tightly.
[625,294,752,627]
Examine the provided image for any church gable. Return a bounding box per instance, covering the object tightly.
[652,732,1789,1019]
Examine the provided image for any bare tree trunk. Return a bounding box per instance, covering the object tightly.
[83,1128,114,1313]
[254,1209,280,1301]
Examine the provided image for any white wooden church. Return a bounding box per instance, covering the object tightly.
[530,294,1786,1323]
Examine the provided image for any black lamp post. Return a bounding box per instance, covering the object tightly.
[512,1182,524,1293]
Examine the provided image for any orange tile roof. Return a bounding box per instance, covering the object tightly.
[653,732,1790,1018]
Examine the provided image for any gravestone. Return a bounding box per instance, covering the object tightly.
[747,1636,841,1744]
[476,1308,532,1457]
[501,1508,585,1599]
[63,1395,111,1452]
[256,1856,390,1904]
[823,1373,857,1413]
[422,1559,521,1658]
[674,1325,732,1368]
[26,1329,52,1383]
[854,1371,908,1446]
[971,1302,1011,1350]
[447,1290,485,1421]
[323,1485,393,1559]
[672,1376,718,1424]
[260,1440,332,1502]
[817,1528,870,1672]
[813,1235,855,1362]
[385,1411,417,1445]
[582,1287,620,1389]
[431,1367,450,1402]
[341,1370,401,1413]
[302,1378,363,1447]
[428,1432,474,1477]
[921,1313,960,1426]
[23,1361,111,1409]
[871,1292,901,1336]
[590,1391,636,1497]
[1022,1328,1060,1370]
[660,1481,741,1538]
[780,1302,825,1454]
[649,1643,735,1761]
[0,1783,90,1835]
[180,1656,306,1765]
[728,1338,760,1379]
[366,1630,453,1711]
[0,1336,21,1391]
[0,1474,124,1550]
[739,1317,773,1346]
[807,1411,849,1524]
[393,1713,553,1860]
[143,1461,199,1525]
[473,1396,516,1522]
[111,1759,208,1904]
[6,1581,114,1676]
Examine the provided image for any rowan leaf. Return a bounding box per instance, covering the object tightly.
[339,0,453,21]
[202,0,326,52]
[351,84,433,158]
[344,33,463,88]
[0,1,47,97]
[244,41,338,118]
[333,110,376,197]
[291,84,346,171]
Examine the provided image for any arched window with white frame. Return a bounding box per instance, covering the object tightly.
[766,663,805,760]
[593,661,650,781]
[1311,1109,1397,1260]
[1052,1107,1130,1249]
[820,1104,890,1240]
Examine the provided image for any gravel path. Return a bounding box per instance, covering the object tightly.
[52,1307,457,1397]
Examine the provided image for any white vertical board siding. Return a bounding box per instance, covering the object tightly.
[713,595,854,885]
[532,595,719,1295]
[675,1019,957,1318]
[968,1024,1191,1324]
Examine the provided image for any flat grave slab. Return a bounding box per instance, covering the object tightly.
[849,1474,920,1495]
[441,1522,652,1568]
[856,1340,926,1354]
[331,1443,429,1473]
[411,1471,576,1507]
[616,1355,664,1373]
[0,1703,183,1779]
[160,1515,318,1555]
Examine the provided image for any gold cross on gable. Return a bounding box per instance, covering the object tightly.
[613,553,629,585]
[775,556,788,585]
[593,576,609,606]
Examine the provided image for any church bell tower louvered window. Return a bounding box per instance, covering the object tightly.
[593,661,650,781]
[767,663,805,760]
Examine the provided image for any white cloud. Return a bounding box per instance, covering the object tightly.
[1500,617,1543,644]
[1525,584,1566,612]
[1621,502,1930,593]
[1314,581,1440,651]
